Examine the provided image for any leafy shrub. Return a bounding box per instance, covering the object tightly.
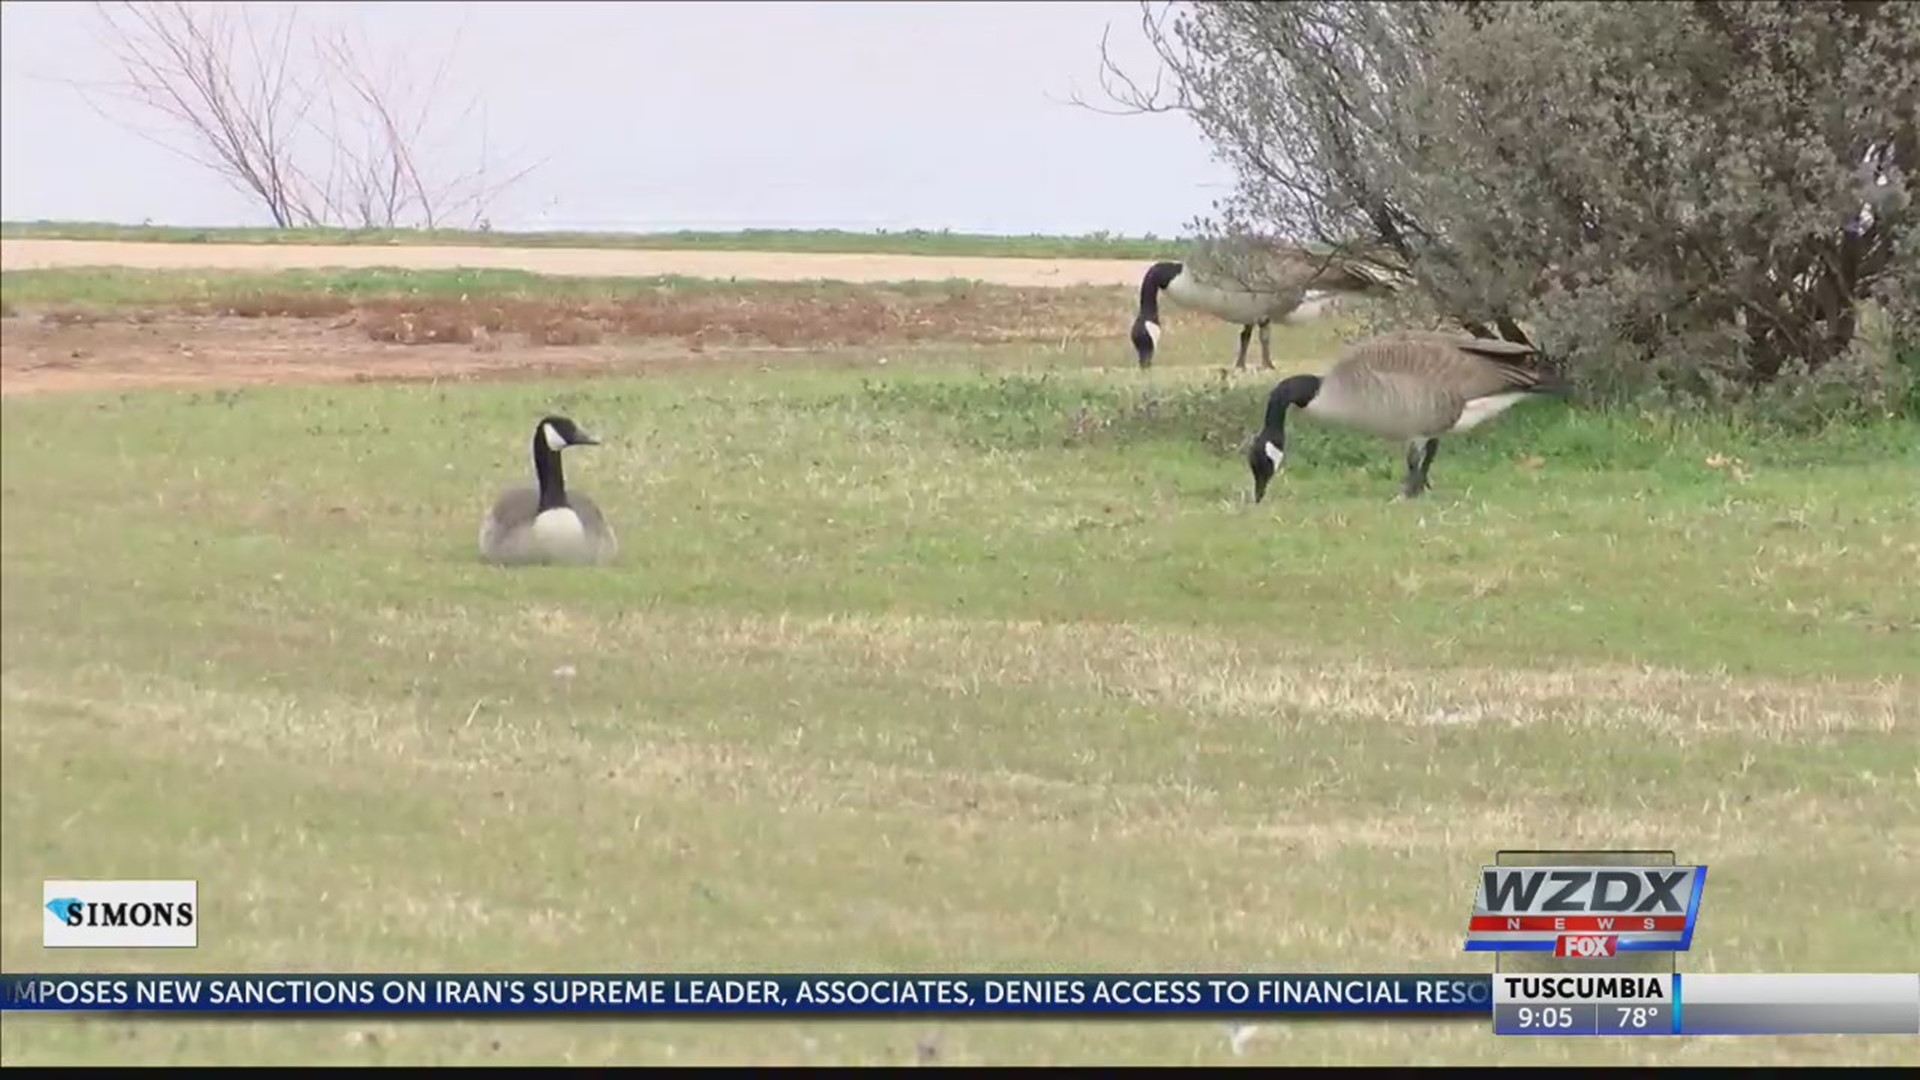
[1110,0,1918,416]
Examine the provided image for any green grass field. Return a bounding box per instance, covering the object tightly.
[1,220,1178,261]
[2,280,1917,1064]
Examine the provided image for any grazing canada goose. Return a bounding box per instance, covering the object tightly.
[478,415,618,566]
[1246,330,1566,501]
[1130,240,1408,369]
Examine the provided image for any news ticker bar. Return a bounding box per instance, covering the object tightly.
[0,974,1489,1017]
[4,973,1916,1035]
[1494,973,1920,1037]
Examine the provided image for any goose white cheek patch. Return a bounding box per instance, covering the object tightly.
[1264,442,1284,467]
[1144,321,1162,348]
[543,423,568,452]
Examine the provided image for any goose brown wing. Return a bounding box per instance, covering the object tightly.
[1344,332,1547,401]
[479,486,542,563]
[1190,238,1404,296]
[1320,343,1467,438]
[484,486,541,529]
[568,492,619,560]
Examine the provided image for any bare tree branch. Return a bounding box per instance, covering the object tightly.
[78,1,540,231]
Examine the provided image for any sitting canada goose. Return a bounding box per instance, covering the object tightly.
[1130,239,1408,369]
[1246,330,1567,501]
[478,415,618,566]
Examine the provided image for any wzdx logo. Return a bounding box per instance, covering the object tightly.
[43,880,198,949]
[1464,862,1706,957]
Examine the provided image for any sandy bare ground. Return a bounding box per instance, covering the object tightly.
[1,242,1147,396]
[0,313,976,398]
[1,315,635,396]
[1,239,1154,397]
[0,238,1150,288]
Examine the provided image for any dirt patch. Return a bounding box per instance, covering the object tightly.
[2,271,1139,396]
[15,285,1126,348]
[0,314,935,397]
[0,238,1150,288]
[338,283,1124,350]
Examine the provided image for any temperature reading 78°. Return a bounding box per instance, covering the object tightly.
[1616,1006,1657,1030]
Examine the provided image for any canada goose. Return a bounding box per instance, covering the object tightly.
[478,415,618,566]
[1246,330,1566,501]
[1129,240,1408,369]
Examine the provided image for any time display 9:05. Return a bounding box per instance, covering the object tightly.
[1514,1006,1579,1029]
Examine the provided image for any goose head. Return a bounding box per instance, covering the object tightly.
[1130,260,1183,368]
[1129,317,1162,368]
[1247,433,1284,504]
[535,415,600,453]
[1247,374,1320,503]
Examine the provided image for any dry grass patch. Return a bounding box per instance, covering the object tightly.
[477,607,1914,746]
[4,268,1140,352]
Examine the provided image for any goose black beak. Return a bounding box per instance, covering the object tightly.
[574,431,601,447]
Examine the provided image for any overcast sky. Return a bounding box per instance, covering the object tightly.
[0,1,1234,237]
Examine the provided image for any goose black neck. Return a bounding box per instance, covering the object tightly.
[1264,374,1321,437]
[533,431,568,512]
[1137,261,1182,322]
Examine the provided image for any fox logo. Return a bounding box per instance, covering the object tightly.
[1556,934,1618,958]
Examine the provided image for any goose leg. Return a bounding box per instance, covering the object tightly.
[1401,438,1439,498]
[1257,320,1273,369]
[1234,324,1254,369]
